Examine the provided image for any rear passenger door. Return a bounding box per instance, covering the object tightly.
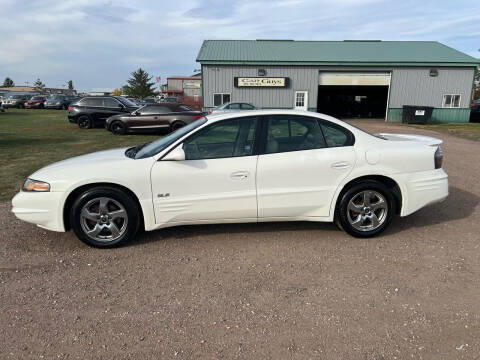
[256,115,356,218]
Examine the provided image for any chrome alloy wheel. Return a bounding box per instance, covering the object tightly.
[80,197,128,242]
[346,190,388,232]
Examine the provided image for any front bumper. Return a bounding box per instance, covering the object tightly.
[393,168,449,217]
[12,191,66,232]
[3,103,20,108]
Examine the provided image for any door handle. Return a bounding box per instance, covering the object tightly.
[331,161,351,170]
[230,171,249,179]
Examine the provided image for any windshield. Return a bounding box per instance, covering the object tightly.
[117,97,138,107]
[135,118,207,159]
[31,96,44,100]
[49,95,64,100]
[8,95,21,99]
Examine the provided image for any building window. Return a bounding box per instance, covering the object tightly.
[213,93,230,107]
[442,94,461,108]
[295,92,305,107]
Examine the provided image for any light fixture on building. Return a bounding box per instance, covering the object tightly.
[429,69,439,77]
[258,69,267,76]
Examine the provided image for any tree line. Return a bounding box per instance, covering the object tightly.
[0,77,75,92]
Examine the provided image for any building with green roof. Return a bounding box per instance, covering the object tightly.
[196,40,479,123]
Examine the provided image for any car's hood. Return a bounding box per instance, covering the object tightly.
[31,148,130,181]
[375,133,443,146]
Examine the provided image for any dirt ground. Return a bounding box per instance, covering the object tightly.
[1,121,479,359]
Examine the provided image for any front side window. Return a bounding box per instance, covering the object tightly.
[229,103,241,110]
[139,106,171,115]
[265,115,326,154]
[213,93,231,107]
[183,117,257,160]
[442,94,461,108]
[319,121,355,147]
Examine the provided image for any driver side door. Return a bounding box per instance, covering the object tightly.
[150,117,259,225]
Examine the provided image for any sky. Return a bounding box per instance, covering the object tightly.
[0,0,479,92]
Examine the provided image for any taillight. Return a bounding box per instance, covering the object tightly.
[434,146,443,169]
[67,106,73,111]
[193,114,203,120]
[209,109,214,114]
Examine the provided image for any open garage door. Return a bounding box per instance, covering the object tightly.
[317,72,390,119]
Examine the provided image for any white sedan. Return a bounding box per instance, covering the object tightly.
[12,110,448,248]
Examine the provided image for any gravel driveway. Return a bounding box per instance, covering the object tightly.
[1,121,479,359]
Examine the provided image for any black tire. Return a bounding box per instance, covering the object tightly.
[78,115,92,129]
[39,104,44,109]
[335,181,394,238]
[70,187,140,248]
[170,121,186,133]
[110,120,126,135]
[18,104,24,109]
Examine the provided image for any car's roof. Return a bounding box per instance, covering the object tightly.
[206,109,339,123]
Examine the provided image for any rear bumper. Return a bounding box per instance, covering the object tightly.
[393,169,448,217]
[12,191,66,232]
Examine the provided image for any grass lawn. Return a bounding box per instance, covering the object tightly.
[0,109,161,202]
[409,122,480,142]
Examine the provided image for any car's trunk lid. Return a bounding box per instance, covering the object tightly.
[375,133,442,146]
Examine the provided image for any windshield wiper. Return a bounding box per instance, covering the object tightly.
[125,142,150,159]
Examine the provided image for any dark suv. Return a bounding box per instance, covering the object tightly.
[45,94,77,110]
[68,96,139,128]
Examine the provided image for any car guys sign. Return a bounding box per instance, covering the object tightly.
[234,77,290,88]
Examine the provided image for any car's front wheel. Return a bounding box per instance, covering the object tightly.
[78,115,92,129]
[336,181,394,238]
[70,187,140,248]
[110,120,126,135]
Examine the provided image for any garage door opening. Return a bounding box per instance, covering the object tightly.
[317,85,389,119]
[317,72,390,119]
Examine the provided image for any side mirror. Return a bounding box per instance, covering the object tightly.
[163,145,185,161]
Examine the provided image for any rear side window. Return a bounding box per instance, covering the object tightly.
[229,103,241,110]
[241,103,255,110]
[265,115,326,154]
[319,121,355,147]
[82,97,103,106]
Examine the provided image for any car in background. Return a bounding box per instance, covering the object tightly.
[471,99,480,107]
[162,97,178,103]
[25,95,47,109]
[141,97,157,106]
[68,96,139,129]
[45,94,76,110]
[105,103,204,135]
[209,102,256,115]
[470,104,480,122]
[2,94,31,109]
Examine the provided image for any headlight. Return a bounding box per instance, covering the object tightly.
[56,102,61,105]
[23,179,50,192]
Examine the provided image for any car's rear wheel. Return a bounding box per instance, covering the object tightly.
[111,121,126,135]
[170,121,186,132]
[336,181,394,238]
[78,115,92,129]
[70,187,140,248]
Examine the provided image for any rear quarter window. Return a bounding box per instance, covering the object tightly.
[319,121,355,147]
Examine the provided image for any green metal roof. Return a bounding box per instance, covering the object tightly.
[196,40,480,67]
